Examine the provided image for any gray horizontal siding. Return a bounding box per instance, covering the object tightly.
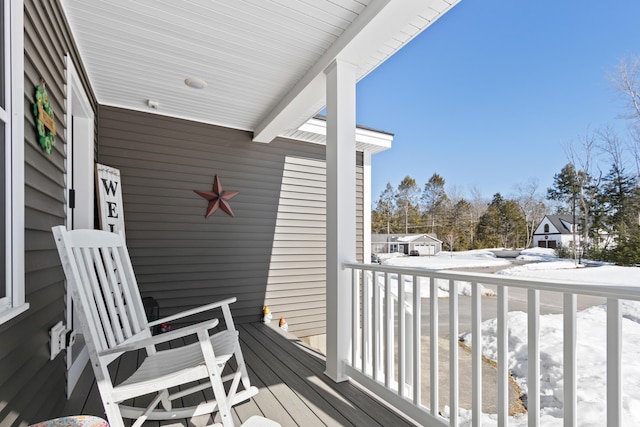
[98,105,363,337]
[0,1,97,426]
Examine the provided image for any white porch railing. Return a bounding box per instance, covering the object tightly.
[341,262,640,427]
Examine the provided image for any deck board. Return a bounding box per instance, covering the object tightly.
[244,324,416,427]
[240,325,347,427]
[62,323,416,426]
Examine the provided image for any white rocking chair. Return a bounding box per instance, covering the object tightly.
[52,226,259,427]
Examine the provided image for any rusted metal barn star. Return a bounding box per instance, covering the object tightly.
[193,175,239,218]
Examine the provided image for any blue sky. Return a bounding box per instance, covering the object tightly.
[357,1,640,202]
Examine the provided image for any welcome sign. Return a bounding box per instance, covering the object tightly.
[96,163,125,238]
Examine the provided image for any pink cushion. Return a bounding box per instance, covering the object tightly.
[29,416,108,427]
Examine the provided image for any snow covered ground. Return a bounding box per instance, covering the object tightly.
[382,249,508,297]
[383,248,640,425]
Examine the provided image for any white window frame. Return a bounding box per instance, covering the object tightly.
[0,0,27,324]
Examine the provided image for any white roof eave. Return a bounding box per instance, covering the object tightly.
[282,117,393,154]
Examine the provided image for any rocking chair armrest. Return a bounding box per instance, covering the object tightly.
[148,297,237,328]
[99,318,220,356]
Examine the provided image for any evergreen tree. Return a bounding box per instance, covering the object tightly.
[547,163,590,259]
[547,163,581,215]
[374,182,397,234]
[599,163,640,255]
[420,173,449,235]
[475,193,527,248]
[447,198,473,250]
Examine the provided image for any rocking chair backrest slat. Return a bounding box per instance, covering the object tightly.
[72,245,111,350]
[80,248,122,348]
[96,246,131,342]
[53,226,150,354]
[111,245,148,335]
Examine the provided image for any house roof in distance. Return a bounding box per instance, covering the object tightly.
[372,233,442,244]
[543,214,576,234]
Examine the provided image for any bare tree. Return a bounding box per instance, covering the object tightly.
[597,125,625,170]
[514,178,546,248]
[610,55,640,177]
[567,130,604,257]
[610,56,640,120]
[396,176,419,234]
[447,184,464,205]
[597,126,639,245]
[443,232,456,255]
[468,186,488,247]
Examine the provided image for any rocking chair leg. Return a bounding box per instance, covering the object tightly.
[233,343,252,391]
[102,400,126,427]
[198,330,235,427]
[160,389,172,411]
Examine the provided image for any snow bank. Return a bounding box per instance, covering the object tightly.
[457,258,640,425]
[459,303,640,426]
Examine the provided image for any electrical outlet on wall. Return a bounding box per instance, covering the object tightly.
[50,321,67,360]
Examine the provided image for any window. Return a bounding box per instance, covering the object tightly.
[544,224,549,233]
[0,0,26,324]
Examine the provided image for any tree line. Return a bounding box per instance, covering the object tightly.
[371,174,544,251]
[372,55,640,265]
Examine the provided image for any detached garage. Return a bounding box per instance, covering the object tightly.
[372,233,442,255]
[532,214,577,249]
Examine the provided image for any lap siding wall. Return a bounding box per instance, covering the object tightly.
[97,105,364,338]
[0,1,97,426]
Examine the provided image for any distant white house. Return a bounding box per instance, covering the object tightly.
[372,233,442,255]
[532,214,579,249]
[532,214,616,250]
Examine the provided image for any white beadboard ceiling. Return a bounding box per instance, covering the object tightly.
[60,0,459,143]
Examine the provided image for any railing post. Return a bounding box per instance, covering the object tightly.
[412,276,421,406]
[563,293,577,427]
[363,268,371,375]
[498,285,508,427]
[404,276,415,391]
[472,282,482,427]
[398,274,406,396]
[352,268,360,370]
[385,271,393,389]
[528,289,540,427]
[449,280,459,426]
[430,276,439,416]
[373,271,381,381]
[607,297,621,427]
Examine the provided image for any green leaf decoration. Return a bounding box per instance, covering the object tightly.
[33,84,56,155]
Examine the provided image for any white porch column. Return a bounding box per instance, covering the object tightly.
[363,151,372,264]
[324,59,356,382]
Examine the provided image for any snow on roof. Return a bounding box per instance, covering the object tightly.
[372,233,442,243]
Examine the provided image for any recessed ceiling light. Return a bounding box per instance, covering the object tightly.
[185,77,207,89]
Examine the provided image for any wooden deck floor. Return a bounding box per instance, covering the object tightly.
[63,323,417,427]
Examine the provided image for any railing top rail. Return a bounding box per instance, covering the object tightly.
[344,262,640,301]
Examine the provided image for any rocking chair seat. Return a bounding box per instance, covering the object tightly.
[116,330,238,401]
